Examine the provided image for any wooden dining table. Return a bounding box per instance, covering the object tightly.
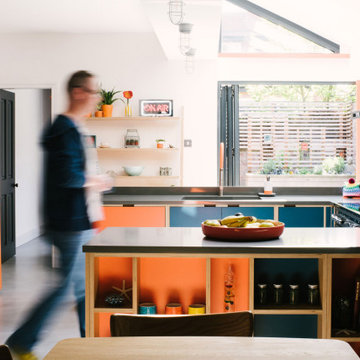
[43,336,359,360]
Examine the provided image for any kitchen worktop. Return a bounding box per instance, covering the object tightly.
[103,193,342,206]
[83,227,360,254]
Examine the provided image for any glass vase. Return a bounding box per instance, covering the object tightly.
[125,103,132,117]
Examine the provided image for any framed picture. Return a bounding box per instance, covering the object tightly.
[139,99,173,117]
[86,135,96,148]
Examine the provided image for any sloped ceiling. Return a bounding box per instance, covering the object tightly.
[141,0,222,60]
[0,0,358,58]
[0,0,152,33]
[250,0,360,52]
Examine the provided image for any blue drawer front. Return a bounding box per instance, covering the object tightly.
[221,207,274,220]
[279,207,324,227]
[169,207,222,227]
[254,315,317,338]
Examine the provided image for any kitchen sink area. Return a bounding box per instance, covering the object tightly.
[181,195,261,200]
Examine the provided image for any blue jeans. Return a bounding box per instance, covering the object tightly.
[6,229,94,352]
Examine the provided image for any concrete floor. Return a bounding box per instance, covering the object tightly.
[0,237,81,359]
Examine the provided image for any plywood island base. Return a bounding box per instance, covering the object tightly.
[84,227,360,353]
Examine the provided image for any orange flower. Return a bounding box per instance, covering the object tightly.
[123,91,133,99]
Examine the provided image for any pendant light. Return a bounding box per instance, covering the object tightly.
[168,0,184,25]
[179,22,193,55]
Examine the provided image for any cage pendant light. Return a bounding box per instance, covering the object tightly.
[168,0,184,25]
[179,22,193,55]
[185,48,196,74]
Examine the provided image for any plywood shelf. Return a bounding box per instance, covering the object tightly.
[253,309,323,315]
[97,148,179,154]
[87,116,180,121]
[94,308,134,313]
[113,176,180,187]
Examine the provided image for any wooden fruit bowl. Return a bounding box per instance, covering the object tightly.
[201,221,285,242]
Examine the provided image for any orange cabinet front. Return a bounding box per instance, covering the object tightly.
[98,206,166,231]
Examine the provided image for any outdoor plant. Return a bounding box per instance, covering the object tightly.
[298,168,313,175]
[321,157,345,174]
[260,153,285,175]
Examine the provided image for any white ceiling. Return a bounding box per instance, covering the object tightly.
[141,0,222,59]
[0,0,359,59]
[0,0,152,33]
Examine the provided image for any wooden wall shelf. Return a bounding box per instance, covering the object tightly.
[87,116,180,121]
[113,176,180,187]
[86,109,184,186]
[97,148,179,154]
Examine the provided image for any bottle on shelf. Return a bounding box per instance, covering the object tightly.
[264,175,273,195]
[224,265,235,312]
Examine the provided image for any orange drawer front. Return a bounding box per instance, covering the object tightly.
[98,206,166,231]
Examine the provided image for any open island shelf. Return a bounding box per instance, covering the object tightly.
[84,227,360,343]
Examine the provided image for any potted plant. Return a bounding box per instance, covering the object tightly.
[156,139,165,149]
[100,88,123,117]
[95,102,103,117]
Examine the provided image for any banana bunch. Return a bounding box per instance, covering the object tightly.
[203,215,277,228]
[203,219,221,227]
[221,215,257,228]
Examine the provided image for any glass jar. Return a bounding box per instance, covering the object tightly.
[307,284,319,305]
[257,284,267,305]
[273,284,283,305]
[289,284,299,305]
[125,129,140,148]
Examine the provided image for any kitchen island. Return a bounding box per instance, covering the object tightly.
[83,226,360,353]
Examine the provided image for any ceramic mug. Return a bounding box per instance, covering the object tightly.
[165,303,182,314]
[188,304,206,314]
[139,302,157,315]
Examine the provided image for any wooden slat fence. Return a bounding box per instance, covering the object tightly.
[239,101,354,173]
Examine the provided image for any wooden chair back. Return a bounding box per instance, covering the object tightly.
[0,345,13,360]
[110,311,253,337]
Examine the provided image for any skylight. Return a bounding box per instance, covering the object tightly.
[221,1,336,54]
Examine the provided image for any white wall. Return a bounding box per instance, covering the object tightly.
[0,33,218,187]
[8,89,50,246]
[1,32,360,193]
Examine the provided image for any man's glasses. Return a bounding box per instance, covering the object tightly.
[82,87,99,95]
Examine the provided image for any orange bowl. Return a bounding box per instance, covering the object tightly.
[201,221,284,242]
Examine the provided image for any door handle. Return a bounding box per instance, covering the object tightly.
[11,183,18,187]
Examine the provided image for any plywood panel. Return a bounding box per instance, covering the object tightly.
[99,206,166,231]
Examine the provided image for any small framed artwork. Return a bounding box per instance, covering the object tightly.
[86,135,96,148]
[139,99,173,117]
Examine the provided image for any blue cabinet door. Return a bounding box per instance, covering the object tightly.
[221,207,274,220]
[279,207,324,227]
[169,207,222,227]
[254,315,317,338]
[326,207,332,227]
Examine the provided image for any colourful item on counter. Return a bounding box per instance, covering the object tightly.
[343,178,360,198]
[165,303,182,314]
[224,265,235,312]
[139,302,157,314]
[188,304,205,314]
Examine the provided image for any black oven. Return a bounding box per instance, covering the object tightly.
[332,203,360,227]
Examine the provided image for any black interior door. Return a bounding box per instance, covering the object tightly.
[0,90,16,263]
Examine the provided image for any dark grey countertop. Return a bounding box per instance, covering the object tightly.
[103,194,342,206]
[83,227,360,254]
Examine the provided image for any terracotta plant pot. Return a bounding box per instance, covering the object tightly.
[157,143,164,149]
[102,104,113,117]
[95,110,103,117]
